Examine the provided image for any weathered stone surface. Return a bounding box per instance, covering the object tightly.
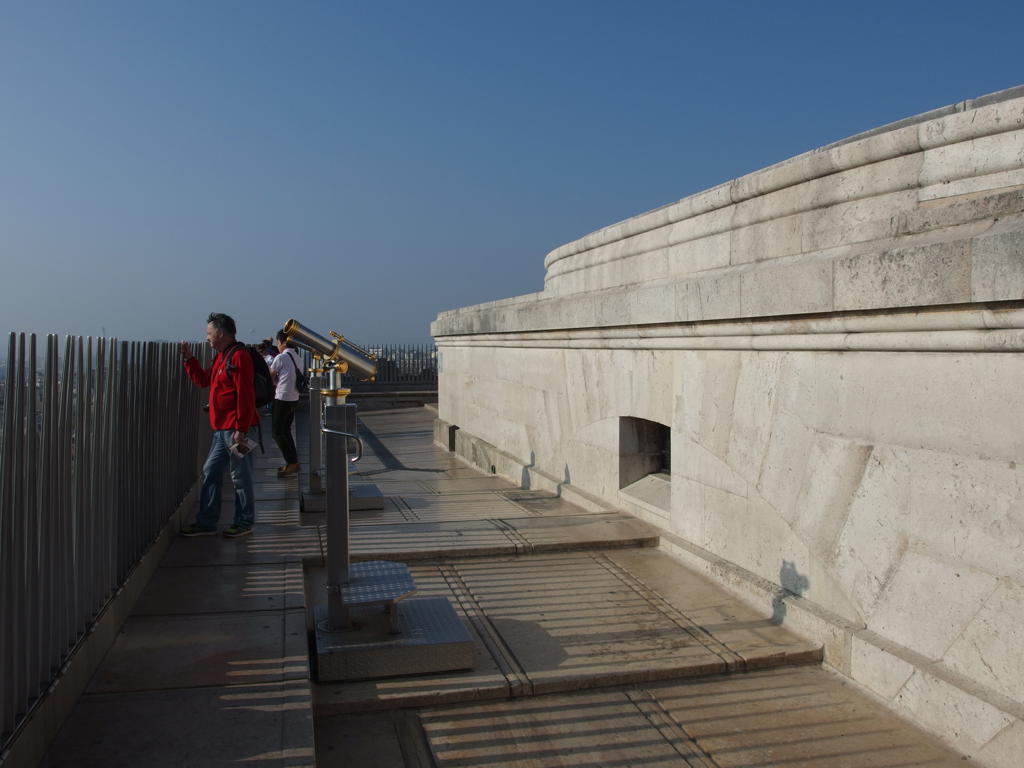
[849,633,915,701]
[976,718,1024,768]
[435,86,1024,765]
[972,226,1024,300]
[895,670,1014,755]
[835,240,972,310]
[739,258,834,316]
[943,581,1024,703]
[866,550,999,660]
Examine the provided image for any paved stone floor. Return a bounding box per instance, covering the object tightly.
[40,406,975,767]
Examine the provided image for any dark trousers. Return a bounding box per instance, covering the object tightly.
[272,399,299,464]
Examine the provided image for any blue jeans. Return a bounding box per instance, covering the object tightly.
[197,429,256,530]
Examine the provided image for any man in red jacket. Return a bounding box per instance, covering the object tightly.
[179,312,260,537]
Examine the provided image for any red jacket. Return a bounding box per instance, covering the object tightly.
[185,345,259,431]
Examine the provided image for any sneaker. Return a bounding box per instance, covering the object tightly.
[180,524,217,537]
[276,463,300,477]
[223,525,252,538]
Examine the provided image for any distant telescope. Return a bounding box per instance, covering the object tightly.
[282,319,377,380]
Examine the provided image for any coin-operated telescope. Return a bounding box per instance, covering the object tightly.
[282,318,377,381]
[283,318,377,411]
[281,318,380,506]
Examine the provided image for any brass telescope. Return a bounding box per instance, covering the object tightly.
[282,319,377,380]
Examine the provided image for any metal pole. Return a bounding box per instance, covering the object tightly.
[308,371,323,495]
[322,403,360,630]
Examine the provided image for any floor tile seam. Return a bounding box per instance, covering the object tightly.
[437,563,530,696]
[592,554,745,669]
[498,495,546,518]
[625,688,723,768]
[76,677,312,700]
[603,561,741,666]
[155,561,298,571]
[439,562,521,684]
[487,518,532,553]
[126,606,306,622]
[396,497,422,521]
[279,579,295,754]
[159,557,314,568]
[131,606,302,619]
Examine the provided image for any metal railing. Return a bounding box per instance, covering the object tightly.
[341,343,436,387]
[0,333,205,747]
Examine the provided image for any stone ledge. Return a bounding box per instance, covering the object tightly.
[542,87,1024,275]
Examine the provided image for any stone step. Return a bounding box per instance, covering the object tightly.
[405,667,973,768]
[310,548,822,718]
[343,512,661,561]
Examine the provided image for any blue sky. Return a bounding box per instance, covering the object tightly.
[1,1,1021,343]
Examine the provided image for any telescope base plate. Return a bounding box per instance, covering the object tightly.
[310,597,475,682]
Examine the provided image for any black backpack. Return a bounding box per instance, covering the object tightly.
[286,349,309,395]
[223,342,274,408]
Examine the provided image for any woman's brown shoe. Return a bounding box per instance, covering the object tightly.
[276,463,300,477]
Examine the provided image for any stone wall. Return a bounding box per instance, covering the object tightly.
[432,86,1024,766]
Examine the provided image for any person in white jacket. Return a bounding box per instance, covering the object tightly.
[269,330,302,477]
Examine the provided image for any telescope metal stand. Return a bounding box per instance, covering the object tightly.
[302,403,474,682]
[300,377,385,515]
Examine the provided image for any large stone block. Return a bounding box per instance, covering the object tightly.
[679,272,741,321]
[849,633,915,701]
[684,350,741,458]
[833,446,911,617]
[972,227,1024,301]
[726,354,785,484]
[918,96,1024,149]
[791,433,871,567]
[866,550,999,660]
[919,129,1024,186]
[778,351,1024,463]
[828,123,920,169]
[800,190,914,252]
[665,230,731,275]
[943,581,1024,703]
[739,258,833,317]
[835,240,972,310]
[895,670,1014,755]
[976,719,1024,768]
[919,167,1024,203]
[676,437,749,499]
[907,450,1024,583]
[753,407,816,522]
[730,213,802,265]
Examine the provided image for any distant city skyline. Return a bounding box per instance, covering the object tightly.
[2,1,1022,343]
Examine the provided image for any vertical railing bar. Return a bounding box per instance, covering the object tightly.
[103,338,115,593]
[12,334,27,721]
[107,339,119,583]
[96,337,108,605]
[98,337,109,598]
[39,336,56,683]
[26,334,39,704]
[57,336,74,664]
[0,334,17,735]
[128,342,138,557]
[73,336,85,638]
[88,337,98,612]
[83,336,94,630]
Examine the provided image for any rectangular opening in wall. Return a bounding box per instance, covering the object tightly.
[619,416,671,514]
[448,424,459,452]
